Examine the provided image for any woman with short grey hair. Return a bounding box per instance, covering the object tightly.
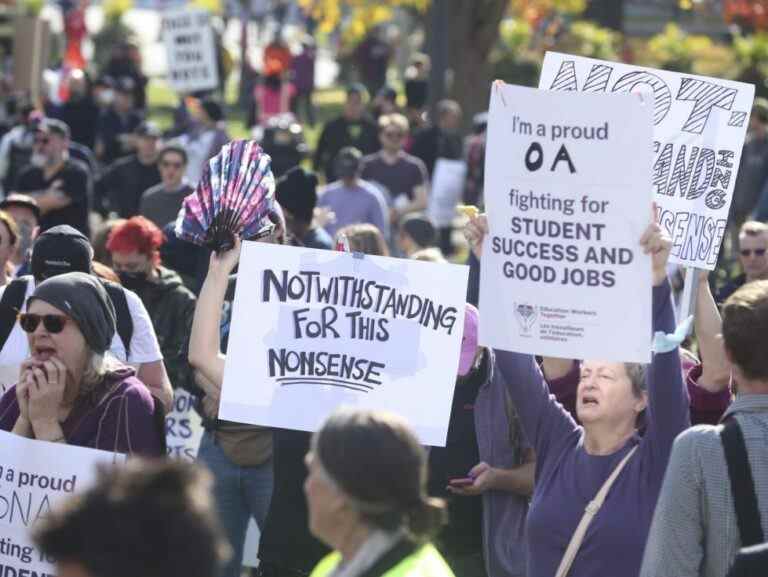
[464,213,689,577]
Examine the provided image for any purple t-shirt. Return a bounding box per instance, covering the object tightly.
[476,349,530,577]
[495,281,690,577]
[0,368,163,457]
[360,151,428,203]
[317,180,388,239]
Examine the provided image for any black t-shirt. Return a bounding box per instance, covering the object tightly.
[97,155,161,218]
[427,352,486,554]
[15,160,90,237]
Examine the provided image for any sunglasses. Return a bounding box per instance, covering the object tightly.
[18,313,70,334]
[740,248,767,257]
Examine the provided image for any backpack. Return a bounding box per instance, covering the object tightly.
[0,276,134,356]
[721,418,768,577]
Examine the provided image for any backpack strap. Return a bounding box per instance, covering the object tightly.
[0,277,29,350]
[102,282,134,358]
[721,417,765,547]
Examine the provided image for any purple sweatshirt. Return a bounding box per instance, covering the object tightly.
[475,349,530,577]
[317,180,389,240]
[0,368,163,456]
[495,281,690,577]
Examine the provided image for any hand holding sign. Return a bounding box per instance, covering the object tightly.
[463,213,488,259]
[640,205,673,287]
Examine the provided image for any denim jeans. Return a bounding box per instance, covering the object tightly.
[198,430,274,577]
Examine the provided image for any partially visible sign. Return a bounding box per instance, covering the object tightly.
[0,432,121,577]
[162,8,219,93]
[539,52,755,270]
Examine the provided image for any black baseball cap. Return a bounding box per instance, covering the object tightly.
[31,225,92,281]
[135,121,162,138]
[335,147,362,179]
[0,194,40,221]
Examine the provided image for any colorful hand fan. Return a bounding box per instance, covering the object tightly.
[175,140,276,252]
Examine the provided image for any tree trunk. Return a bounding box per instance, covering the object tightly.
[445,0,507,129]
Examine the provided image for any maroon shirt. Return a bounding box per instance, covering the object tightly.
[0,368,163,456]
[360,151,428,203]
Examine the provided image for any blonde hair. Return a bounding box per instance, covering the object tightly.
[82,351,124,390]
[379,113,409,134]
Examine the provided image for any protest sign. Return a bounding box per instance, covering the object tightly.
[0,431,121,577]
[480,82,653,362]
[165,390,204,462]
[428,159,468,227]
[162,8,219,93]
[219,243,469,446]
[539,52,755,270]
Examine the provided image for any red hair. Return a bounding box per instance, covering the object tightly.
[106,216,164,266]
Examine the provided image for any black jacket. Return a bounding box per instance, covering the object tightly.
[313,115,379,182]
[96,154,161,218]
[137,267,198,395]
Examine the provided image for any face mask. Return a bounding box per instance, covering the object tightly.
[118,270,148,292]
[98,89,114,106]
[30,153,46,168]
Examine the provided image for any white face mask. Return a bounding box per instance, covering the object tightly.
[98,89,114,106]
[30,153,46,167]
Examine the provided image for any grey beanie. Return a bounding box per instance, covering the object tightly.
[29,272,116,354]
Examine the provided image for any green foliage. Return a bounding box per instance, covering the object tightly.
[734,33,768,71]
[19,0,45,17]
[499,18,533,55]
[559,20,619,61]
[645,24,712,73]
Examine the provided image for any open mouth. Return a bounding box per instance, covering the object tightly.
[581,395,599,406]
[33,346,56,362]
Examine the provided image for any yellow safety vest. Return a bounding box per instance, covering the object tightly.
[309,543,455,577]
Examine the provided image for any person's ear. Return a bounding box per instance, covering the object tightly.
[634,391,648,414]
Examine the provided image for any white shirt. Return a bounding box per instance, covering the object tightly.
[0,278,163,394]
[178,130,216,186]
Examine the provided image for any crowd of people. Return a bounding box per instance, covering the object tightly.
[0,23,766,577]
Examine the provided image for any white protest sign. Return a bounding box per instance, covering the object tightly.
[219,243,469,446]
[0,366,17,397]
[428,159,468,227]
[539,52,755,270]
[162,8,219,93]
[0,431,122,577]
[165,390,204,461]
[480,83,653,362]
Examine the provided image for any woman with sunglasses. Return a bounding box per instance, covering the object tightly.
[0,272,163,455]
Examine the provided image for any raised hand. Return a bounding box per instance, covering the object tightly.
[463,213,488,259]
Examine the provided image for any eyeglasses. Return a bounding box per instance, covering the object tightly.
[740,248,767,257]
[18,313,70,334]
[160,161,184,168]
